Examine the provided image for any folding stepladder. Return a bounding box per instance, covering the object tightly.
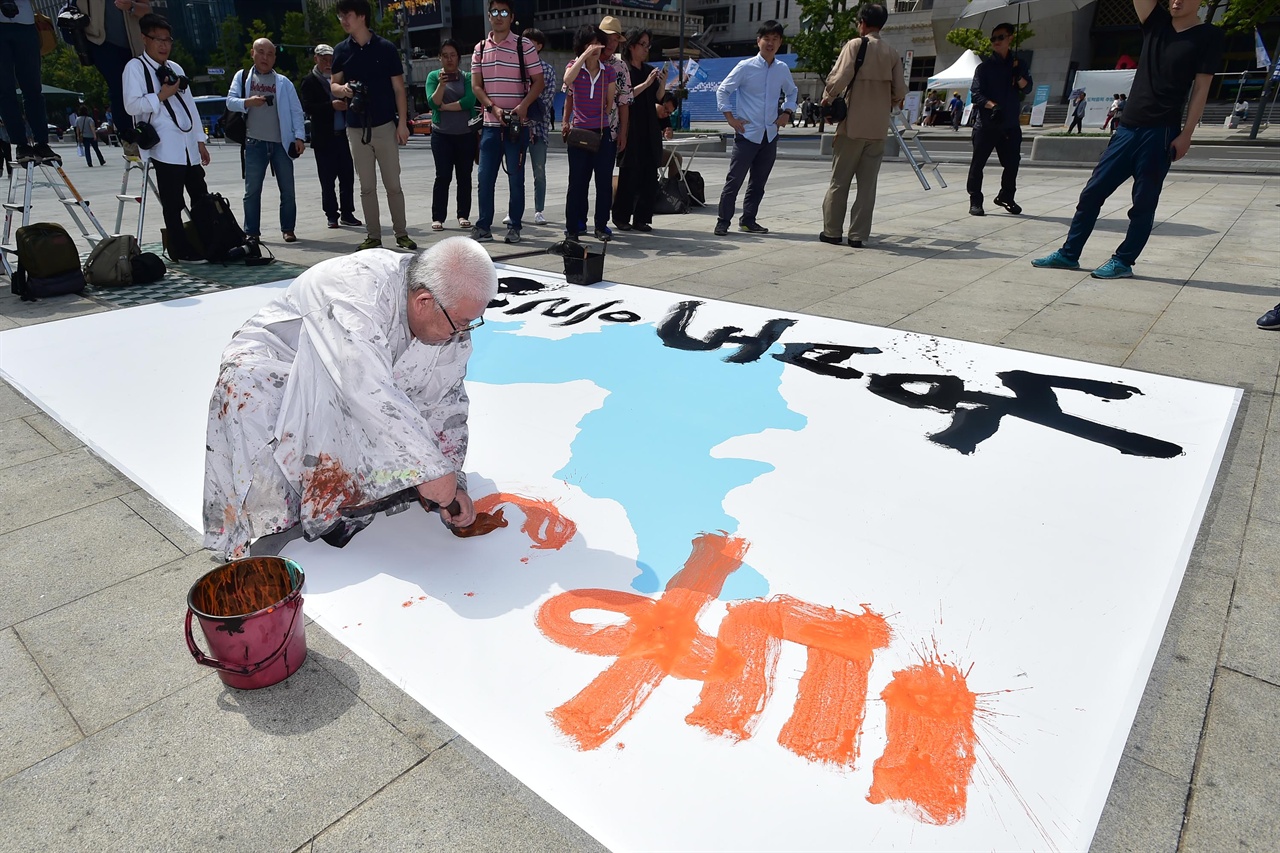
[114,157,161,242]
[1,159,109,277]
[889,109,948,191]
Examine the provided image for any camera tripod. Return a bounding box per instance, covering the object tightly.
[1,158,108,278]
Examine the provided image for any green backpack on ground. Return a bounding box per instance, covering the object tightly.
[84,234,140,287]
[10,222,85,301]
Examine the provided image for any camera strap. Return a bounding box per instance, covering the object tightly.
[143,56,195,134]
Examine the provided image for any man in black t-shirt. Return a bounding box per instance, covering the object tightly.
[329,0,416,251]
[1033,0,1222,280]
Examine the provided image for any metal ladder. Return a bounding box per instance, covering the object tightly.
[1,158,109,277]
[889,109,947,191]
[114,157,160,242]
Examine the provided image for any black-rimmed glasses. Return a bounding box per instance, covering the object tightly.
[428,288,484,338]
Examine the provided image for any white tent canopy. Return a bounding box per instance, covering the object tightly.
[928,50,982,92]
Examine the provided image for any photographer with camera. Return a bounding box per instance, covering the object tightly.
[0,0,58,165]
[966,22,1031,217]
[73,0,154,158]
[470,0,545,244]
[818,4,903,249]
[227,38,306,244]
[330,0,415,251]
[301,43,360,230]
[123,13,209,263]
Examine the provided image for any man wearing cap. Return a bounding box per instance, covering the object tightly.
[301,43,361,230]
[227,38,307,243]
[599,15,632,159]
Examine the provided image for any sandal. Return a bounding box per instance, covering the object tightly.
[458,217,472,228]
[431,221,444,231]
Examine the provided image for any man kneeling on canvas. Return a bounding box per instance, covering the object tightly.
[203,237,497,560]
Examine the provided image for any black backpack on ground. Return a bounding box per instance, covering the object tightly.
[684,170,706,207]
[189,193,248,263]
[10,222,85,301]
[654,175,690,215]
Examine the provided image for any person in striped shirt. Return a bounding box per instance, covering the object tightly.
[470,0,545,244]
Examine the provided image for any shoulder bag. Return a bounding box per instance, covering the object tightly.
[823,37,869,124]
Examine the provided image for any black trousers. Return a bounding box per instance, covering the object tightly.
[152,159,208,259]
[430,131,476,222]
[313,133,356,223]
[614,138,659,227]
[967,123,1021,205]
[1068,114,1084,134]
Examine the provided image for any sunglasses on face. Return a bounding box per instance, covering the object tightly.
[489,9,511,17]
[991,34,1010,42]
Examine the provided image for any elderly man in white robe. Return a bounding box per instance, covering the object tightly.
[203,236,497,559]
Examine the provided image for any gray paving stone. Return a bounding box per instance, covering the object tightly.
[0,448,135,536]
[0,313,16,331]
[0,627,81,782]
[1180,669,1280,851]
[725,279,847,311]
[1090,757,1187,853]
[0,655,423,853]
[948,276,1074,311]
[16,550,226,734]
[800,299,906,328]
[1055,277,1178,316]
[311,739,603,853]
[1149,302,1280,351]
[1010,302,1157,350]
[996,331,1132,365]
[1219,522,1280,685]
[118,489,205,555]
[1,295,106,327]
[895,300,1040,345]
[0,416,58,469]
[20,409,82,452]
[1122,569,1233,780]
[0,379,37,422]
[0,498,182,629]
[305,622,457,753]
[1123,333,1280,388]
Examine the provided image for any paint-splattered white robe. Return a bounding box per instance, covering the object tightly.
[203,249,472,559]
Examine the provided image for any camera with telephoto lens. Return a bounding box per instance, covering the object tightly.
[347,80,367,113]
[156,64,189,92]
[225,238,262,264]
[1,0,19,18]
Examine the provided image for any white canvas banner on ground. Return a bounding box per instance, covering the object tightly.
[0,272,1239,852]
[1072,69,1136,127]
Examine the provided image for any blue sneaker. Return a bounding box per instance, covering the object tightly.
[1031,250,1080,270]
[1258,303,1280,330]
[1091,257,1133,280]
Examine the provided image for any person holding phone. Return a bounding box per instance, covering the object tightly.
[612,28,665,233]
[1033,0,1222,280]
[425,39,477,232]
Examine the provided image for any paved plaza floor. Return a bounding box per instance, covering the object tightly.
[1,142,1278,851]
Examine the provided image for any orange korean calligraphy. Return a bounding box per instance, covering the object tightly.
[472,492,577,549]
[867,658,979,825]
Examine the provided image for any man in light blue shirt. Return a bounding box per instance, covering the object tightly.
[714,20,797,236]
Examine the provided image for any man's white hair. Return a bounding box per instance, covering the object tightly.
[407,236,498,309]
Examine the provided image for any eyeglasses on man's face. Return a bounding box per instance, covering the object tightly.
[991,33,1010,42]
[428,289,484,339]
[489,9,511,17]
[145,34,175,44]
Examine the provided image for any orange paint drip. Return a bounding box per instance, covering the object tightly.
[537,532,748,750]
[867,659,978,826]
[687,596,890,768]
[473,492,577,549]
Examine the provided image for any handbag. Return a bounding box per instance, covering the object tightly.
[565,127,601,153]
[822,37,869,123]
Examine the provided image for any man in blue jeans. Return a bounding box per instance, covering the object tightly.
[0,0,58,164]
[470,0,544,244]
[714,20,797,236]
[227,39,307,243]
[1033,0,1222,280]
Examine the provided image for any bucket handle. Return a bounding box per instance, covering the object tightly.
[184,597,302,676]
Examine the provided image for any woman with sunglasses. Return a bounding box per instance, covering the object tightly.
[612,28,665,233]
[562,25,617,241]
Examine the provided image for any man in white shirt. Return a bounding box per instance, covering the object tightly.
[714,20,797,236]
[227,38,307,243]
[203,237,496,559]
[123,13,210,262]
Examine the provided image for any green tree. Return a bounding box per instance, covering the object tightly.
[244,19,276,66]
[1206,0,1280,34]
[41,46,109,110]
[281,11,313,75]
[945,23,1035,58]
[791,0,861,74]
[212,15,246,92]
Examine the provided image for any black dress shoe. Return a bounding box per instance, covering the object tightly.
[969,204,985,216]
[994,197,1023,215]
[713,223,729,236]
[634,222,652,232]
[33,143,61,163]
[818,233,843,245]
[615,222,633,231]
[849,239,863,248]
[339,215,363,226]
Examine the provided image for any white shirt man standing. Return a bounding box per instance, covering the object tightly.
[227,38,306,243]
[713,20,797,236]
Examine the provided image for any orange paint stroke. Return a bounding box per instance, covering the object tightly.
[536,532,749,750]
[687,597,891,768]
[450,508,509,538]
[867,658,978,826]
[473,492,577,550]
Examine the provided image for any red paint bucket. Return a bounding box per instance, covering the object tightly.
[184,556,307,690]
